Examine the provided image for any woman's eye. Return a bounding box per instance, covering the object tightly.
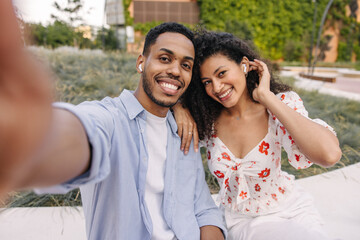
[203,80,211,86]
[218,71,226,77]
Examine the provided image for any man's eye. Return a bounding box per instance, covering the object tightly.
[183,63,192,70]
[160,57,170,62]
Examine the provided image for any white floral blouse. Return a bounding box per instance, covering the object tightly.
[204,91,335,216]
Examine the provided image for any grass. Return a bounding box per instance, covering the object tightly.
[5,47,360,205]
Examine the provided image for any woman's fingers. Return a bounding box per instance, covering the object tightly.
[182,123,193,154]
[193,125,199,153]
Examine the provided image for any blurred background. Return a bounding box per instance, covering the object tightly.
[4,0,360,207]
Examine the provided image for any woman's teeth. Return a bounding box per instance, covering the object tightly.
[219,88,232,98]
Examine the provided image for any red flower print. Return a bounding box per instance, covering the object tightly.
[271,193,278,201]
[258,168,271,178]
[222,152,231,161]
[225,178,231,192]
[235,176,239,184]
[294,107,298,111]
[255,184,261,192]
[280,94,285,101]
[280,126,286,135]
[217,157,221,161]
[239,191,247,199]
[245,208,250,212]
[228,197,232,204]
[214,170,224,178]
[288,135,295,145]
[295,154,301,162]
[211,134,217,138]
[278,187,285,194]
[231,165,237,170]
[271,113,276,120]
[207,151,211,160]
[259,141,270,155]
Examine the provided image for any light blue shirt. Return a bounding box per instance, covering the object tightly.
[39,90,226,240]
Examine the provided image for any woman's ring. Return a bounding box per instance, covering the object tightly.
[189,132,192,135]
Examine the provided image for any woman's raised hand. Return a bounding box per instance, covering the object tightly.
[171,102,199,154]
[249,59,272,103]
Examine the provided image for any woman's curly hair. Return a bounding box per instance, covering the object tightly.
[182,29,291,140]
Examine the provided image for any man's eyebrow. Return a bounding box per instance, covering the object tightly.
[159,48,194,62]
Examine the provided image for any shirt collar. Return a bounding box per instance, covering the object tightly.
[119,89,178,136]
[120,89,145,120]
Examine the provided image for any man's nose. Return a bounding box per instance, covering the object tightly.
[166,63,181,76]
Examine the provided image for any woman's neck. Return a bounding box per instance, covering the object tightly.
[223,93,265,120]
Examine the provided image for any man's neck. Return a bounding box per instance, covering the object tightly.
[133,87,169,118]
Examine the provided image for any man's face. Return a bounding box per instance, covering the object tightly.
[138,32,195,109]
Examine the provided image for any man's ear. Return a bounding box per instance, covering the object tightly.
[136,55,145,73]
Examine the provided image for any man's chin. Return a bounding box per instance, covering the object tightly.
[153,99,178,108]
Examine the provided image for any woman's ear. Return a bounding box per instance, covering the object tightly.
[241,57,250,75]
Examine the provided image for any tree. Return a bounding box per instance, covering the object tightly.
[51,0,85,27]
[95,27,118,51]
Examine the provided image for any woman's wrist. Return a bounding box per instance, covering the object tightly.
[258,90,276,107]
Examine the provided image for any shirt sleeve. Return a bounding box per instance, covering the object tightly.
[193,151,227,238]
[276,91,336,170]
[35,100,115,194]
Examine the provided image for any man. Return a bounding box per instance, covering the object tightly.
[0,1,226,239]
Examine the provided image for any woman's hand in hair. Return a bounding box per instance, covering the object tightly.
[249,59,273,104]
[171,102,199,154]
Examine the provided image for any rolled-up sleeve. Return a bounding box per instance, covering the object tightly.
[35,100,115,194]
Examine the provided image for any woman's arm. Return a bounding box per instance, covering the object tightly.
[251,60,341,167]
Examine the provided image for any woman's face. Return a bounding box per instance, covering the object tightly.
[200,54,247,108]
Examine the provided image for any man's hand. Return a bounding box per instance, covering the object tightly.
[200,225,225,240]
[0,0,53,198]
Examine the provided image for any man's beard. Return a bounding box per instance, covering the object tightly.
[142,71,179,108]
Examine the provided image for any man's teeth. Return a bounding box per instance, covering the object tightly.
[219,88,232,98]
[161,82,178,90]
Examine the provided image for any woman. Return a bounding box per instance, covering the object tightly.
[173,30,342,240]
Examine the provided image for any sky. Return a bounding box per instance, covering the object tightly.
[13,0,106,27]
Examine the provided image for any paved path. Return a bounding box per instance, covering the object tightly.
[280,68,360,102]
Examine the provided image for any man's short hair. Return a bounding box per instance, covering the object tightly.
[142,22,194,56]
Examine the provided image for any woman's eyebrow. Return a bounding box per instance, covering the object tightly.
[213,66,225,75]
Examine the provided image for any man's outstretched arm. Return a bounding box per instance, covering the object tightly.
[0,0,90,198]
